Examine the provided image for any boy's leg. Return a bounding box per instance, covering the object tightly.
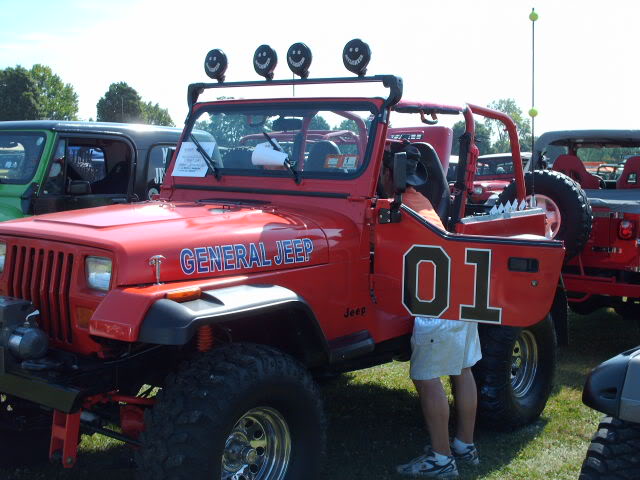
[450,367,477,444]
[413,378,451,456]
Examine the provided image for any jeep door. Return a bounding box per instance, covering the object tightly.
[371,202,564,341]
[33,135,134,214]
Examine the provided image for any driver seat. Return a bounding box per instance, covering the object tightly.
[411,142,450,225]
[304,141,340,171]
[552,154,601,189]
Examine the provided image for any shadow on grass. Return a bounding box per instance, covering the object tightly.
[320,374,548,480]
[3,441,135,480]
[554,310,640,391]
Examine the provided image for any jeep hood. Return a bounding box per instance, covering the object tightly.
[0,201,332,285]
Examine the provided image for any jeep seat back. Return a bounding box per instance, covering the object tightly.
[552,154,601,189]
[411,142,450,225]
[304,140,340,171]
[616,156,640,189]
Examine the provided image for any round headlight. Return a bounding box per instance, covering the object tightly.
[253,45,278,80]
[287,42,312,79]
[343,38,371,77]
[204,49,228,83]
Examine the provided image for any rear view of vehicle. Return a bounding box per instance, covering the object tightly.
[534,130,640,321]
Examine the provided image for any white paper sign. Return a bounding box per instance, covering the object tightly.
[251,142,288,167]
[172,141,217,177]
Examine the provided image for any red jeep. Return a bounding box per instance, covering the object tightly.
[527,130,640,321]
[0,42,566,479]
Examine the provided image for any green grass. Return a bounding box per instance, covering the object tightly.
[3,309,639,480]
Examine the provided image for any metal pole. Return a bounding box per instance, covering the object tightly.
[529,8,539,205]
[529,8,539,165]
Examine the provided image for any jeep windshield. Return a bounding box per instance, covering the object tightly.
[0,131,47,184]
[177,101,378,181]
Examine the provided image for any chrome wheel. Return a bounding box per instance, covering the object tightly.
[511,329,539,398]
[221,406,291,480]
[529,194,561,239]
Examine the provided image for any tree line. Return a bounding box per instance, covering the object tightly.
[0,65,174,126]
[1,64,535,151]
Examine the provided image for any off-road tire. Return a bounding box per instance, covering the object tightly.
[136,343,325,480]
[473,315,557,431]
[570,295,610,316]
[0,394,51,467]
[579,416,640,479]
[497,170,592,259]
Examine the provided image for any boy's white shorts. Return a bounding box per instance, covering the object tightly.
[409,316,482,381]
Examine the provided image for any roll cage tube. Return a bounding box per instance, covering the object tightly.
[186,75,403,111]
[450,107,476,226]
[468,103,526,203]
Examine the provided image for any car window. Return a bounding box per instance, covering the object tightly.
[0,132,47,184]
[43,137,132,196]
[146,145,175,199]
[179,102,377,181]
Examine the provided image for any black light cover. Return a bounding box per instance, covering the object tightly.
[287,42,312,78]
[342,39,371,76]
[253,45,278,80]
[204,49,228,82]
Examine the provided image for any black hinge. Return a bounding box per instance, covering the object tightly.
[378,208,402,224]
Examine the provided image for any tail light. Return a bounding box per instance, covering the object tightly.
[619,220,635,240]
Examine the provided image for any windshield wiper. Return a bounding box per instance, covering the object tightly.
[190,133,221,180]
[262,132,300,184]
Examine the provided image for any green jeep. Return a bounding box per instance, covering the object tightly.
[0,121,206,220]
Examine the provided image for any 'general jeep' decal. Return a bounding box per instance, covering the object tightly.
[180,238,314,275]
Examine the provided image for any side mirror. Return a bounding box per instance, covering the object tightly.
[393,152,407,194]
[67,180,91,195]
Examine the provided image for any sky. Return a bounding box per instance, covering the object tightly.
[2,0,639,136]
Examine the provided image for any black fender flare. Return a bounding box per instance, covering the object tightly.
[582,345,640,422]
[138,284,329,365]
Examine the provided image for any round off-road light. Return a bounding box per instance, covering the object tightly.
[253,45,278,80]
[204,49,228,82]
[343,38,371,77]
[287,42,312,79]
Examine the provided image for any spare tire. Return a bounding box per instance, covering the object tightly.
[497,170,592,259]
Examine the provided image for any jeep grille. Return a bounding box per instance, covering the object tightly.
[7,245,74,343]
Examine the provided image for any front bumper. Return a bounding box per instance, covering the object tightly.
[0,348,82,412]
[0,296,170,413]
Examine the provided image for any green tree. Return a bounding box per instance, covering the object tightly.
[451,120,494,155]
[337,117,372,132]
[0,66,39,120]
[141,101,174,126]
[484,99,532,153]
[309,115,330,130]
[29,64,78,120]
[96,82,143,123]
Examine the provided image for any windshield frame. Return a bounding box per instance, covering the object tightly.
[0,130,49,185]
[180,99,382,183]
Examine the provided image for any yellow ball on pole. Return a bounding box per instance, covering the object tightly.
[529,10,539,22]
[529,108,538,118]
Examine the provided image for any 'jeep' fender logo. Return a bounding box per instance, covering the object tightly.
[180,238,314,275]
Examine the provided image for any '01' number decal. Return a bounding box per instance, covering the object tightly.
[402,245,502,323]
